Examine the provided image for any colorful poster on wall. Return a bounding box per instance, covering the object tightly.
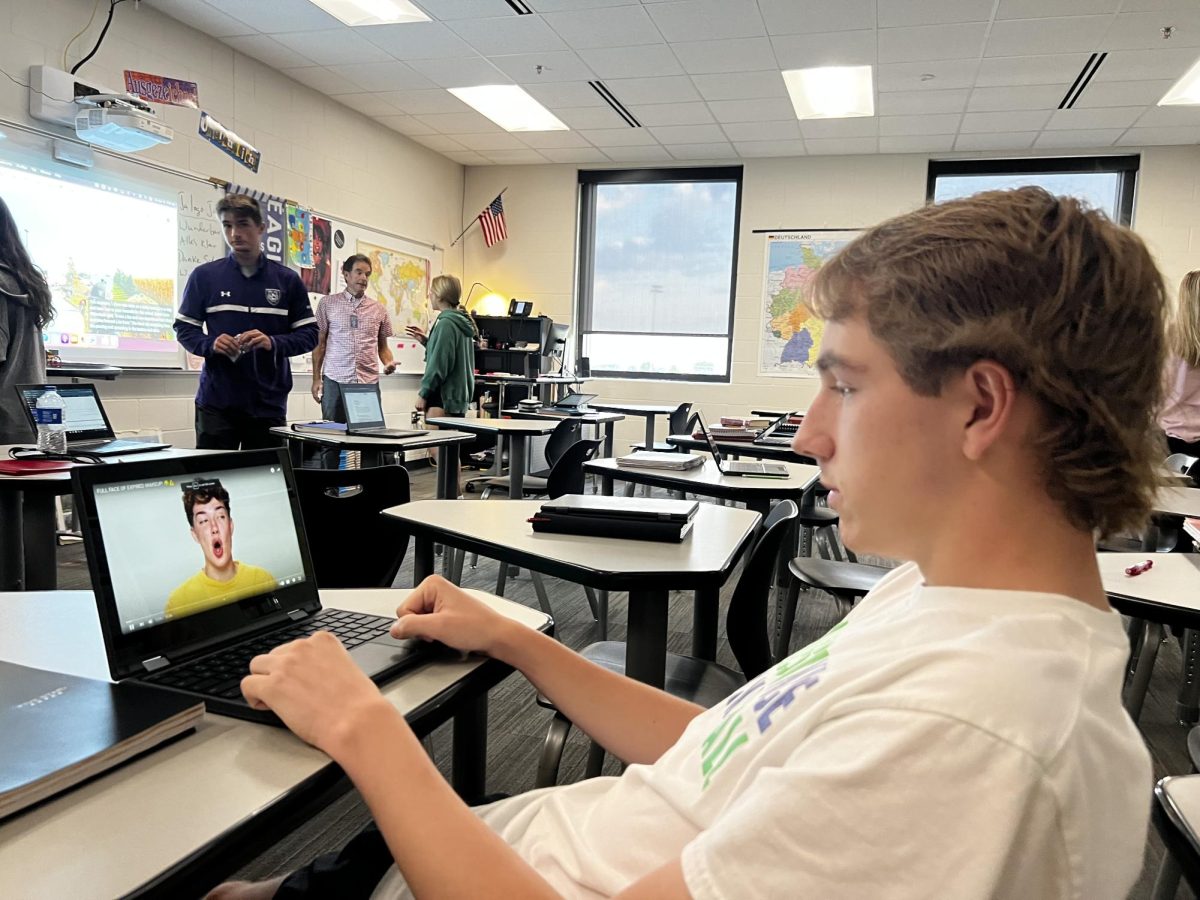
[287,204,312,267]
[357,239,432,339]
[757,230,859,378]
[226,184,285,264]
[123,70,199,108]
[301,216,331,297]
[200,113,260,172]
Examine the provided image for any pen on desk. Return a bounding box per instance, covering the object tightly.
[1124,559,1154,577]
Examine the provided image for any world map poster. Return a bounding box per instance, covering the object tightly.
[757,230,859,378]
[357,240,433,338]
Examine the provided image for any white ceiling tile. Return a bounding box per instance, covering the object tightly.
[758,0,874,34]
[541,6,663,49]
[330,92,402,116]
[975,53,1093,88]
[515,130,591,148]
[410,133,470,152]
[771,30,876,68]
[329,61,437,92]
[877,59,981,92]
[523,81,607,107]
[379,89,474,114]
[601,145,674,161]
[1092,48,1200,82]
[877,88,969,115]
[491,50,597,81]
[665,142,736,160]
[966,84,1067,112]
[1033,129,1125,147]
[284,66,363,95]
[415,0,522,19]
[877,113,961,136]
[442,131,527,150]
[578,127,660,146]
[691,71,789,101]
[554,106,628,128]
[406,56,512,87]
[626,102,715,126]
[223,34,304,70]
[879,23,989,64]
[1117,125,1200,145]
[959,109,1053,132]
[877,0,993,27]
[273,30,392,67]
[1135,105,1200,127]
[672,38,778,75]
[575,45,680,78]
[527,0,646,10]
[356,22,476,60]
[483,149,551,163]
[878,134,957,152]
[539,147,612,162]
[645,0,766,41]
[1120,0,1200,10]
[442,151,492,166]
[1074,79,1175,107]
[803,137,879,154]
[707,98,796,123]
[603,76,701,105]
[647,123,727,142]
[953,131,1039,150]
[206,0,342,33]
[148,0,257,37]
[1103,11,1200,50]
[448,16,568,55]
[997,0,1120,17]
[984,17,1113,57]
[1045,106,1143,129]
[721,120,802,141]
[731,139,807,157]
[374,115,438,136]
[418,111,505,133]
[800,117,879,139]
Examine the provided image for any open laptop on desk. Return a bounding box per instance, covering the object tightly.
[697,413,790,477]
[755,412,801,446]
[342,383,427,438]
[17,384,170,455]
[551,391,597,415]
[72,449,432,724]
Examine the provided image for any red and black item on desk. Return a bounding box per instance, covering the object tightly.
[528,494,699,543]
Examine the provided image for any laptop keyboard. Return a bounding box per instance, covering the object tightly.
[75,439,156,453]
[143,609,395,699]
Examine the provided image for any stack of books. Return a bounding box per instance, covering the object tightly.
[616,451,704,471]
[529,495,699,542]
[721,416,771,429]
[701,424,757,442]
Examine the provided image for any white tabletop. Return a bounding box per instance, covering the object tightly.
[502,408,625,424]
[587,457,819,492]
[475,374,583,384]
[0,588,548,899]
[425,417,560,434]
[1154,486,1200,519]
[1097,552,1200,613]
[270,425,476,449]
[590,402,678,415]
[0,445,218,486]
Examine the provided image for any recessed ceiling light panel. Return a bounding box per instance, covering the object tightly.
[1160,55,1200,106]
[782,65,875,120]
[449,85,568,132]
[307,0,430,26]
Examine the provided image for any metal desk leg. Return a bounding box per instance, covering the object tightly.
[643,415,657,451]
[692,588,719,661]
[1178,628,1200,724]
[287,439,305,468]
[452,692,488,804]
[23,492,57,591]
[626,589,668,688]
[0,492,24,591]
[509,435,527,499]
[437,449,460,500]
[603,423,615,459]
[361,448,384,467]
[600,472,614,497]
[413,536,435,585]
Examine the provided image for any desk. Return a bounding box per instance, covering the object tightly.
[503,407,625,458]
[425,417,559,499]
[590,402,678,452]
[271,426,475,500]
[1155,486,1200,519]
[0,587,550,899]
[0,446,218,592]
[385,498,760,686]
[477,374,584,412]
[666,433,815,464]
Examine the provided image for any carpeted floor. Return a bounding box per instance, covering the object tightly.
[52,466,1196,899]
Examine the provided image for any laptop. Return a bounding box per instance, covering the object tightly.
[754,413,801,447]
[697,413,790,477]
[71,449,432,724]
[552,391,598,415]
[17,384,170,456]
[341,383,427,438]
[540,493,699,523]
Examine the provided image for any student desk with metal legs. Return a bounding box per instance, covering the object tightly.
[589,402,680,453]
[424,417,560,499]
[385,498,761,686]
[502,408,626,459]
[665,433,816,465]
[0,587,550,899]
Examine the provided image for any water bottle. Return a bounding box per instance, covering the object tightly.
[34,387,68,454]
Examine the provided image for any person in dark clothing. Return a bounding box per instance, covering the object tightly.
[173,194,318,450]
[0,196,52,445]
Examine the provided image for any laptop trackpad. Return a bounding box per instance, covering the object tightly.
[349,635,425,675]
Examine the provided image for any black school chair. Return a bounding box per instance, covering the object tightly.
[630,402,693,453]
[534,500,799,787]
[776,558,889,660]
[1152,773,1200,899]
[294,466,410,589]
[478,418,584,499]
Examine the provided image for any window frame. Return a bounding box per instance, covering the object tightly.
[925,155,1140,226]
[576,166,743,383]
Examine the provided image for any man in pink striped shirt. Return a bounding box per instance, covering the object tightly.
[312,254,396,466]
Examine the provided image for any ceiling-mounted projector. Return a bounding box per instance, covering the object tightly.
[75,102,172,152]
[28,65,174,154]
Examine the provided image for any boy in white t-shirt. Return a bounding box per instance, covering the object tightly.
[212,187,1164,900]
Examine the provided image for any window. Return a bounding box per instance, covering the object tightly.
[577,167,742,382]
[927,156,1139,225]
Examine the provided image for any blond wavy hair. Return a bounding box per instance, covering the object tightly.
[1168,271,1200,367]
[430,274,462,308]
[811,186,1168,538]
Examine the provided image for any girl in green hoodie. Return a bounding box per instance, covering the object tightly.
[414,275,477,418]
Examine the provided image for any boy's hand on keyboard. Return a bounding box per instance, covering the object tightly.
[392,575,512,657]
[241,631,395,753]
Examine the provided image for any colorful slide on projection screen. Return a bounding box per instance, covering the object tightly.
[0,155,179,367]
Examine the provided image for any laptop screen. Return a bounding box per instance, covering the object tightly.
[555,391,597,409]
[695,413,726,470]
[342,384,386,428]
[18,384,114,441]
[73,450,319,679]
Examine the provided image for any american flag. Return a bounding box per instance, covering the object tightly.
[478,194,507,247]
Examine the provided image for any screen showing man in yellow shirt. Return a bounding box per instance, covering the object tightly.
[166,478,276,620]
